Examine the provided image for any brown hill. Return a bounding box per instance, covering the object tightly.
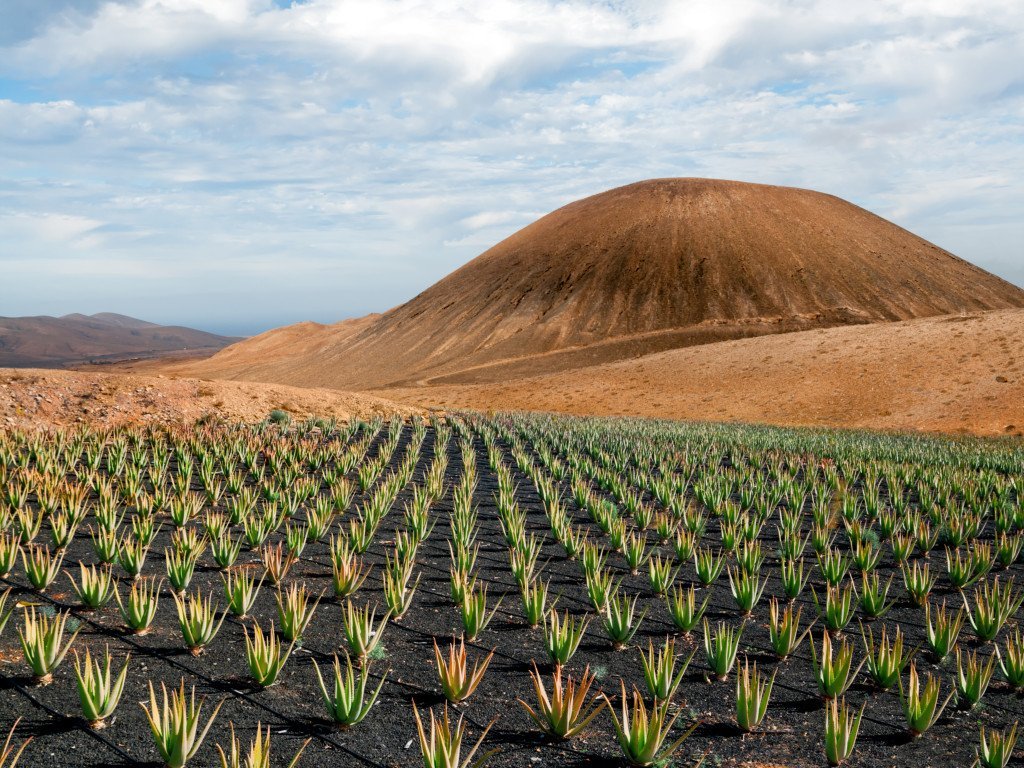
[0,313,240,368]
[380,308,1024,437]
[178,178,1024,390]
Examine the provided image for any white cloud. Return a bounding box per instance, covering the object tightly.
[0,0,1022,333]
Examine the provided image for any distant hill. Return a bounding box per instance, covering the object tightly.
[0,313,240,368]
[179,177,1024,389]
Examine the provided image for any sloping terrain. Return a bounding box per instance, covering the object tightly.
[381,308,1024,436]
[178,178,1024,389]
[0,312,240,368]
[0,368,414,429]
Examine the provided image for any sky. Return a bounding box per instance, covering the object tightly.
[1,0,1022,336]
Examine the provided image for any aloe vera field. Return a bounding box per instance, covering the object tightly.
[0,414,1022,768]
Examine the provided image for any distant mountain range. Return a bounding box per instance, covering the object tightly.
[0,313,240,368]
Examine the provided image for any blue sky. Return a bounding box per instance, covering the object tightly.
[1,0,1022,336]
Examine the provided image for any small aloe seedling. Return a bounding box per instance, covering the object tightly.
[779,557,810,600]
[73,645,130,729]
[141,679,224,768]
[215,723,309,768]
[244,620,294,687]
[434,635,495,703]
[18,606,79,684]
[0,533,21,579]
[925,599,965,661]
[965,576,1024,642]
[813,581,857,633]
[276,582,321,642]
[115,576,161,634]
[412,702,496,768]
[602,588,646,650]
[67,562,115,609]
[811,632,863,699]
[544,609,589,666]
[165,547,199,593]
[997,628,1024,690]
[736,657,775,732]
[902,560,937,607]
[954,647,995,709]
[703,620,742,681]
[899,662,953,738]
[330,537,372,598]
[313,651,387,727]
[520,577,555,628]
[823,696,863,766]
[768,598,813,659]
[640,636,693,702]
[604,680,697,767]
[518,661,606,739]
[342,600,390,663]
[861,622,914,690]
[727,567,766,615]
[666,584,708,634]
[22,543,63,591]
[173,590,227,656]
[459,581,501,642]
[976,721,1017,768]
[260,541,297,587]
[859,571,895,618]
[221,568,264,618]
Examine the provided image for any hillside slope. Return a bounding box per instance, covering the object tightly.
[380,308,1024,436]
[180,178,1024,389]
[0,313,239,368]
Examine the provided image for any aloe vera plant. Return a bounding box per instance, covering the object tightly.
[518,662,606,739]
[604,680,697,767]
[811,632,863,699]
[861,622,913,690]
[544,609,589,666]
[824,697,863,766]
[244,620,294,687]
[975,721,1017,768]
[173,590,227,655]
[666,583,708,634]
[412,702,496,768]
[639,636,693,702]
[0,718,31,766]
[73,645,130,729]
[115,576,161,634]
[735,657,775,732]
[899,662,953,737]
[215,723,309,768]
[703,620,742,681]
[313,652,387,727]
[18,606,79,684]
[141,679,225,768]
[434,635,495,703]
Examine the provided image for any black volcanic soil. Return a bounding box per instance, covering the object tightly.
[1,423,1020,767]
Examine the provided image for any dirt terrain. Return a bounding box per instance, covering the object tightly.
[381,308,1024,437]
[0,312,239,368]
[171,179,1024,390]
[0,368,415,429]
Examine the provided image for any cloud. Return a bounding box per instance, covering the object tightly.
[0,0,1022,334]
